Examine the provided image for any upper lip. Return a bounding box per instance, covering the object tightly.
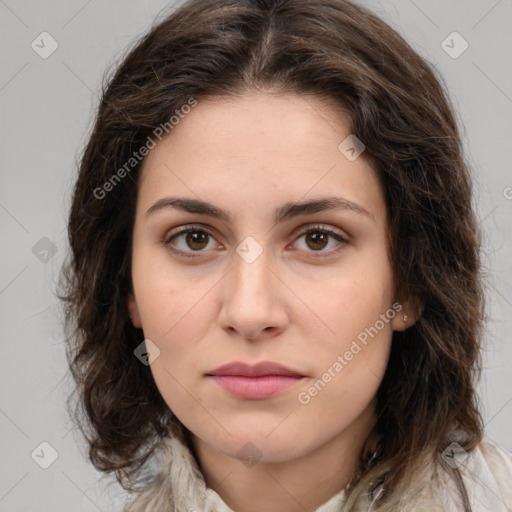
[207,361,304,377]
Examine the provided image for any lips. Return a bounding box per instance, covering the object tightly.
[206,361,305,399]
[207,361,304,378]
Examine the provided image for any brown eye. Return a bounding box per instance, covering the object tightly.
[184,230,209,250]
[164,226,220,258]
[293,225,348,256]
[304,231,329,251]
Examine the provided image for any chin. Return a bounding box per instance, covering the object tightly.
[199,423,313,464]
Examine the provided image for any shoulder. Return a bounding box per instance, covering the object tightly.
[383,437,512,512]
[434,437,512,512]
[477,437,512,507]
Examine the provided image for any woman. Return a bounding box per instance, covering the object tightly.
[59,0,512,510]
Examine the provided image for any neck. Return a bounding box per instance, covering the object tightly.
[189,402,377,512]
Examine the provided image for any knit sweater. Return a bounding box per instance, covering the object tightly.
[121,429,512,512]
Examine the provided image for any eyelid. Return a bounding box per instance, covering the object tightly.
[293,223,349,243]
[163,223,218,244]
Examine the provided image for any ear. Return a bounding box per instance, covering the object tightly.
[127,293,142,328]
[391,298,422,332]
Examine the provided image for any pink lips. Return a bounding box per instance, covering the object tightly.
[206,361,305,399]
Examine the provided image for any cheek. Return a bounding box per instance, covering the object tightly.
[131,252,219,369]
[319,253,395,344]
[136,284,214,367]
[131,242,213,340]
[134,275,214,422]
[130,253,218,414]
[303,250,395,396]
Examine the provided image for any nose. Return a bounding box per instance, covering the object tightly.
[218,248,289,341]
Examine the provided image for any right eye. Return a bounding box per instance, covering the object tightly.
[163,225,223,259]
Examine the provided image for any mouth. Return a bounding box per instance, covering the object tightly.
[206,361,306,399]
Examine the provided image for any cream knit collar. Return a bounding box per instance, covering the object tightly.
[126,430,352,511]
[123,426,512,512]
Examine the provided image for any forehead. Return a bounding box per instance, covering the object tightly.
[136,92,386,224]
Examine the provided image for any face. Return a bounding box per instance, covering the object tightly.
[128,91,411,463]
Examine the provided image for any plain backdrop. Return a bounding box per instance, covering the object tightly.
[0,0,511,510]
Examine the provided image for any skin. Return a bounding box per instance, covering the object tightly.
[128,91,417,512]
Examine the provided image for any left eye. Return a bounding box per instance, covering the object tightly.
[292,226,348,253]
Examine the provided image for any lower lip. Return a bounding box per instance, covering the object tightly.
[209,375,304,399]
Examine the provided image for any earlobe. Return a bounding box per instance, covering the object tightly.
[127,293,143,328]
[391,299,421,332]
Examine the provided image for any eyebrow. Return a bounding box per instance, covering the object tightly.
[145,196,375,224]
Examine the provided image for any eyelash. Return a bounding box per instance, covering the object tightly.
[162,224,349,260]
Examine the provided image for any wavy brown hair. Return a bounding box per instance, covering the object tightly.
[59,0,485,509]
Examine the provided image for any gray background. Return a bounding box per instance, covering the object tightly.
[0,0,511,510]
